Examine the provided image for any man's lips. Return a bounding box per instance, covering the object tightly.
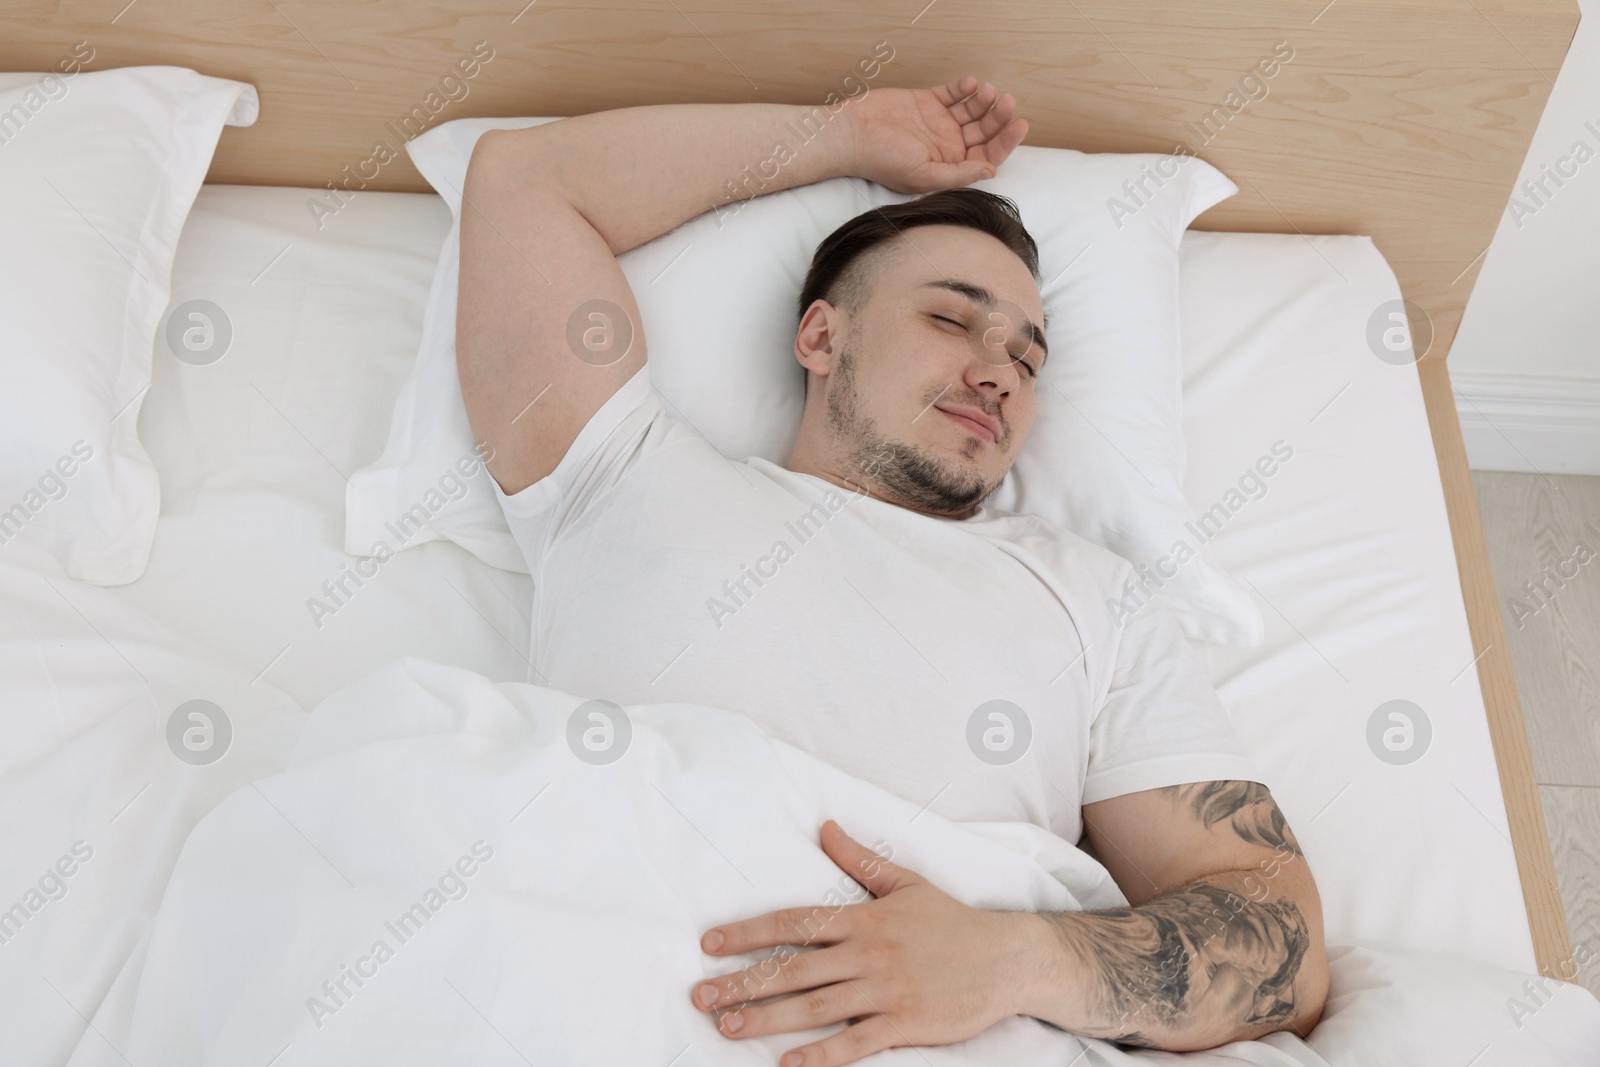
[935,405,999,443]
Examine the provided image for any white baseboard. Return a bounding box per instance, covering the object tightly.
[1452,370,1600,476]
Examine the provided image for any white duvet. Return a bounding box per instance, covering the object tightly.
[54,656,1600,1067]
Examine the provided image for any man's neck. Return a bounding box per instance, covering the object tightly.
[779,456,982,522]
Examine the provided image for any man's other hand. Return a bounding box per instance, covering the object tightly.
[692,819,1043,1067]
[843,76,1029,194]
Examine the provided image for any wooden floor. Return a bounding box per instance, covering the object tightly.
[1473,470,1600,998]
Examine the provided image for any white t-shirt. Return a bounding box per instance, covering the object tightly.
[495,366,1254,842]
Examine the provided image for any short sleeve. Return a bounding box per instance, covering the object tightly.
[1082,591,1258,804]
[493,364,662,575]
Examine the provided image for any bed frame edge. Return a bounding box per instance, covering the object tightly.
[1417,355,1574,980]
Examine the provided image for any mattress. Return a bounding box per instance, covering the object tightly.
[0,184,1542,1060]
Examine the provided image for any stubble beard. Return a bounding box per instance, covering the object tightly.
[824,339,999,515]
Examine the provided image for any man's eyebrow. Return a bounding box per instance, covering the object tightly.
[917,279,1049,360]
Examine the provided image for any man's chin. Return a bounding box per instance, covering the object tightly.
[913,471,996,513]
[932,453,1003,498]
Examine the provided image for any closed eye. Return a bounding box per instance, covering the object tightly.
[935,314,1037,379]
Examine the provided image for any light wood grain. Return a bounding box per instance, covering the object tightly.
[1419,359,1574,977]
[1473,471,1600,787]
[1538,785,1600,999]
[0,0,1577,361]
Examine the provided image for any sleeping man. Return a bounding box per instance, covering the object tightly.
[455,75,1328,1065]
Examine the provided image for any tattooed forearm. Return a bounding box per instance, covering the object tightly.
[1042,781,1327,1046]
[1037,877,1310,1047]
[1163,781,1304,859]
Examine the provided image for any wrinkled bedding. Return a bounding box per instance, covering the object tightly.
[63,657,1600,1066]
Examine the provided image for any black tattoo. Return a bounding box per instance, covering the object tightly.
[1039,880,1310,1046]
[1164,781,1304,859]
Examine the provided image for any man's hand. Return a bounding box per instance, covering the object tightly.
[841,76,1029,194]
[692,819,1042,1066]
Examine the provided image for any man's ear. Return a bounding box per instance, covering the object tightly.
[794,299,844,381]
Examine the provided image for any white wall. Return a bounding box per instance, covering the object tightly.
[1451,0,1600,474]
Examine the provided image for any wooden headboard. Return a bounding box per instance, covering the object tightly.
[3,0,1581,977]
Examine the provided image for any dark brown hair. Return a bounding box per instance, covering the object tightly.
[795,187,1041,327]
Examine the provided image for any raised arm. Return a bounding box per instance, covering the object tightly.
[457,102,847,495]
[455,75,1026,494]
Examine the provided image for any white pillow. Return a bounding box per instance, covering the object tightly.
[0,65,257,585]
[349,116,1264,646]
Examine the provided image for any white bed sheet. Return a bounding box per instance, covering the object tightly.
[1177,231,1536,974]
[120,186,1534,974]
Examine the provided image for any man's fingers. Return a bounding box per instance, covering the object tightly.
[949,83,1030,178]
[819,819,917,897]
[989,118,1029,169]
[945,78,997,126]
[932,74,978,107]
[950,160,996,188]
[782,1012,903,1067]
[694,943,853,1012]
[703,901,858,957]
[964,90,1016,148]
[707,977,874,1041]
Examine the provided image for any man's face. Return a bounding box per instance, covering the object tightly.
[795,224,1048,517]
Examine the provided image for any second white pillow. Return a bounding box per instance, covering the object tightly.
[0,66,258,585]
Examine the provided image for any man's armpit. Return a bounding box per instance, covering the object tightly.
[1158,781,1304,860]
